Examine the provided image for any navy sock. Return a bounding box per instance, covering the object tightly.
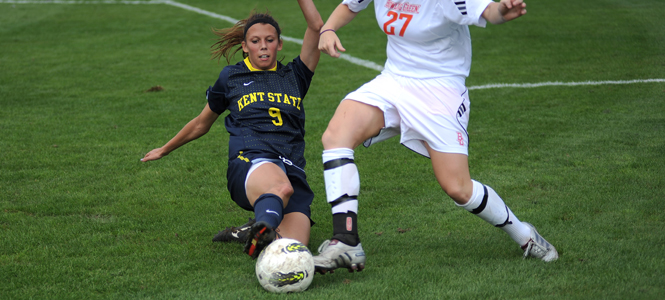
[253,193,284,230]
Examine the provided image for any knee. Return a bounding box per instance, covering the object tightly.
[272,183,294,203]
[322,125,366,150]
[321,127,338,149]
[441,182,472,205]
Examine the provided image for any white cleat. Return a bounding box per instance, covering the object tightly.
[522,222,559,262]
[313,239,366,274]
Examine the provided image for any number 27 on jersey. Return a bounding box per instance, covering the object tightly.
[383,11,412,37]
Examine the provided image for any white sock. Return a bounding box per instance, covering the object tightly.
[458,180,531,246]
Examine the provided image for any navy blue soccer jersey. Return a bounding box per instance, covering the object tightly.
[206,56,313,169]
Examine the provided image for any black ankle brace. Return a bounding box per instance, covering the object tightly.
[332,212,359,246]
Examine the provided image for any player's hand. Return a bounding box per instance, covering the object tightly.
[499,0,527,22]
[318,30,345,58]
[141,148,167,162]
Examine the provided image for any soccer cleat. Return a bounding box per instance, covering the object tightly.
[313,239,366,274]
[212,218,256,243]
[521,222,559,262]
[243,221,276,259]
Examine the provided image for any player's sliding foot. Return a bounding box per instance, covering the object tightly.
[212,218,255,243]
[244,221,276,259]
[521,222,559,262]
[313,239,366,274]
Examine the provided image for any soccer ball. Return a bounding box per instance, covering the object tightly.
[255,238,315,293]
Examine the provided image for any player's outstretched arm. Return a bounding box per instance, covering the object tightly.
[318,3,358,58]
[482,0,527,25]
[298,0,324,72]
[141,104,219,162]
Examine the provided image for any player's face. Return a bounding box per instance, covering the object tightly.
[242,23,282,70]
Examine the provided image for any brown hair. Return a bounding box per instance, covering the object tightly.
[210,12,281,64]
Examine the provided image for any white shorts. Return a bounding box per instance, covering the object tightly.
[245,158,287,191]
[345,72,471,157]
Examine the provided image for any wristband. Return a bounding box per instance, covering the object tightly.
[319,29,336,36]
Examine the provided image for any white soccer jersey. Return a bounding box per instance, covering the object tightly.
[342,0,493,79]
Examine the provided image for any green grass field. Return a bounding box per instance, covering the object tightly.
[1,0,664,299]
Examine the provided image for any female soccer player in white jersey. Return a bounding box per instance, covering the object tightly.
[141,0,323,259]
[313,0,558,274]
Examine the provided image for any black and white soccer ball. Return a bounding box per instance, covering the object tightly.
[255,238,314,293]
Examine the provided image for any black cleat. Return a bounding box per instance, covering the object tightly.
[212,218,255,243]
[243,221,276,259]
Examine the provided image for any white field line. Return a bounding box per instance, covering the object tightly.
[1,0,386,71]
[468,78,665,90]
[0,0,164,4]
[162,0,238,24]
[3,0,664,90]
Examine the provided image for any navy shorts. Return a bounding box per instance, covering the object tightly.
[226,156,314,220]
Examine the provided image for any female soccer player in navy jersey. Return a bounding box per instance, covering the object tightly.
[141,0,323,259]
[311,0,558,274]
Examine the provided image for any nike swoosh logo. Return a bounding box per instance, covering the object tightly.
[231,231,240,238]
[266,209,280,216]
[243,81,254,86]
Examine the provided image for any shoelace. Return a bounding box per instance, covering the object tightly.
[523,239,534,259]
[317,240,331,254]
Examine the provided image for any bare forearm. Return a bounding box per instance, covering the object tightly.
[317,4,358,57]
[142,105,218,162]
[321,3,358,32]
[298,0,323,32]
[298,0,323,70]
[160,117,210,155]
